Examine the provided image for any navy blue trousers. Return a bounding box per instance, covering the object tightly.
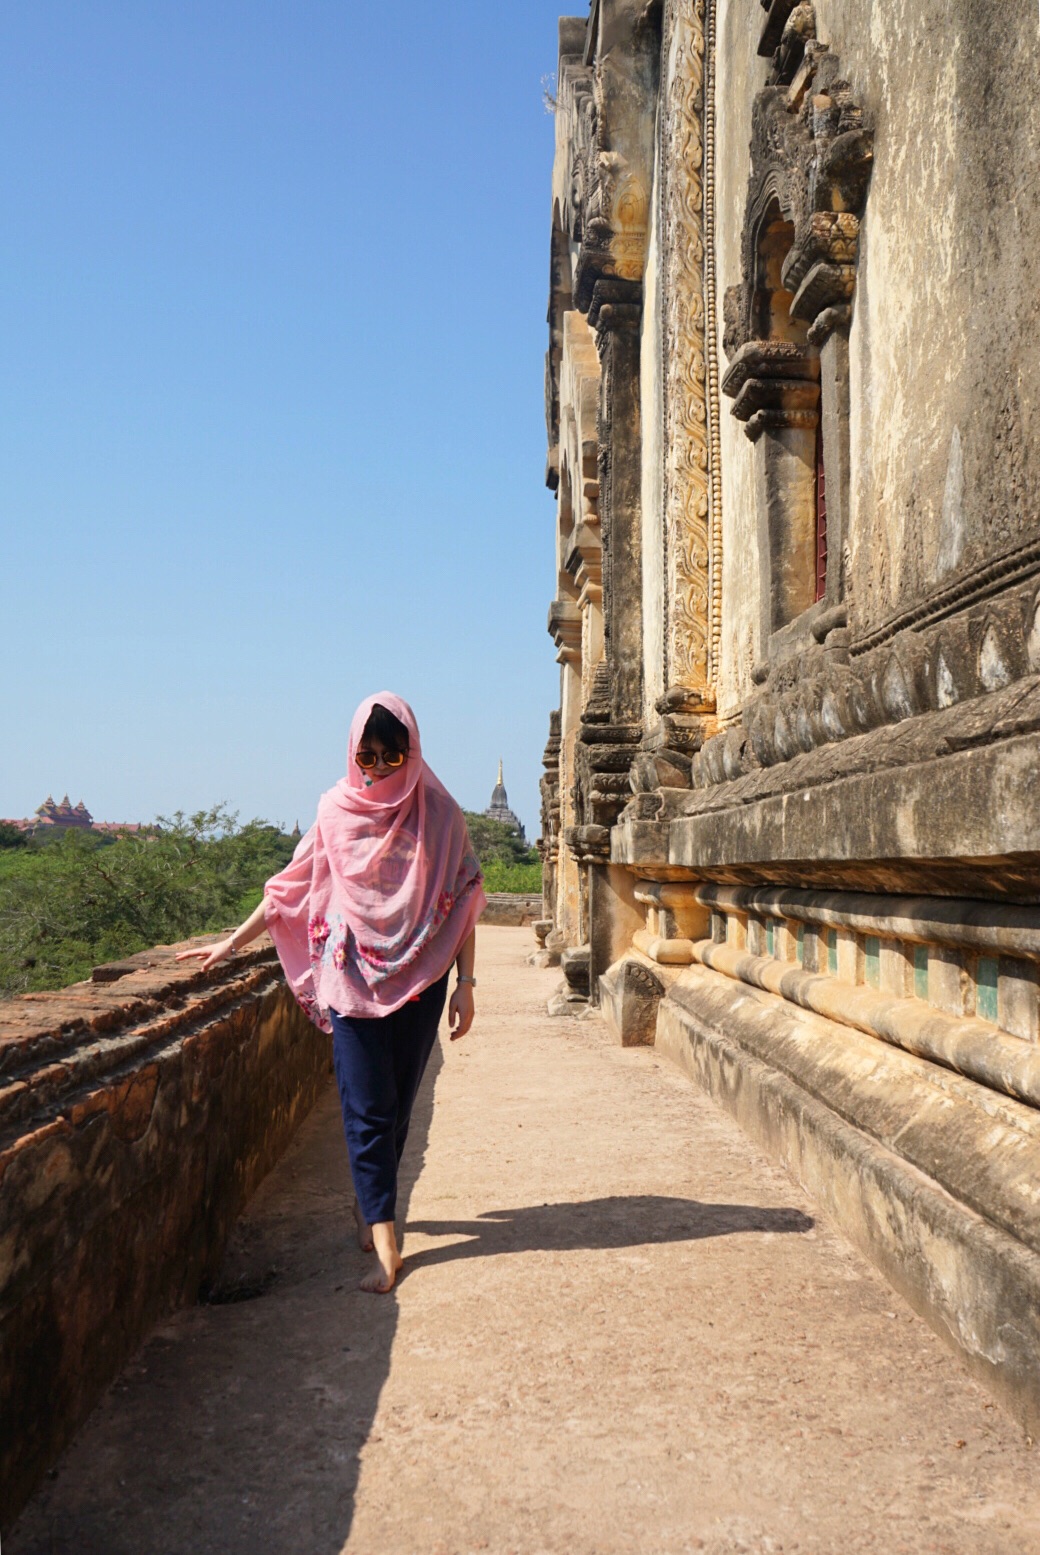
[329,971,449,1226]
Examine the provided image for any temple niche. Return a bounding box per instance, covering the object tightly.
[539,0,1040,1430]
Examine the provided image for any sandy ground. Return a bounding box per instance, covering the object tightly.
[10,926,1040,1555]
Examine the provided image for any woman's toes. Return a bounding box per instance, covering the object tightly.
[360,1266,396,1294]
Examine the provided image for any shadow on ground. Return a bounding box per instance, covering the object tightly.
[404,1196,814,1273]
[10,1059,813,1555]
[8,1043,446,1555]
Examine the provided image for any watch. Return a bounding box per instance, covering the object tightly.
[457,975,477,987]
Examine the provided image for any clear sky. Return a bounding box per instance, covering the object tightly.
[0,1,579,836]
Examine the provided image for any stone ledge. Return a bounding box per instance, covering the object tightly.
[655,967,1040,1434]
[615,730,1040,899]
[480,894,544,928]
[0,935,328,1530]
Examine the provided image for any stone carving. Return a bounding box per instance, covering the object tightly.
[722,22,874,396]
[686,572,1040,785]
[614,957,667,1046]
[703,0,723,677]
[611,175,650,282]
[660,0,716,698]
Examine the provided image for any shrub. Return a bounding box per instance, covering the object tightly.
[0,808,295,997]
[480,860,542,895]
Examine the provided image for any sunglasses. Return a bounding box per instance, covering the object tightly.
[355,748,407,771]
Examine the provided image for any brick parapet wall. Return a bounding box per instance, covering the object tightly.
[0,936,328,1529]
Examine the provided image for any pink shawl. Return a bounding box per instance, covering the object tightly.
[263,692,486,1030]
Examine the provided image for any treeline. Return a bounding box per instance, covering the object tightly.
[461,812,542,895]
[0,809,295,997]
[0,806,543,999]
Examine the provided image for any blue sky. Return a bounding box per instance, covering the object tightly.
[0,1,577,835]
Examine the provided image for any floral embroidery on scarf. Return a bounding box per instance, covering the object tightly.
[295,989,331,1035]
[308,914,330,949]
[354,858,483,984]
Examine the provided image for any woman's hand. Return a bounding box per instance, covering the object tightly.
[176,900,268,973]
[448,982,475,1041]
[175,937,235,972]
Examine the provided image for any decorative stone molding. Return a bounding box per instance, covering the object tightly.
[722,340,820,442]
[659,0,721,702]
[548,598,583,664]
[558,15,656,318]
[682,570,1040,787]
[722,26,873,383]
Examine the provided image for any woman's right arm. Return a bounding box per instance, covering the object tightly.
[175,895,269,972]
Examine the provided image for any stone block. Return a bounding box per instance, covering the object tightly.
[599,957,666,1047]
[928,948,971,1017]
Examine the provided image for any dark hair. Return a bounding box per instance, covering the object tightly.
[361,703,410,755]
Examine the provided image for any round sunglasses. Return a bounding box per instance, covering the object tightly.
[355,748,407,771]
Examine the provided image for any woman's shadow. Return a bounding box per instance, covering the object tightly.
[404,1196,813,1272]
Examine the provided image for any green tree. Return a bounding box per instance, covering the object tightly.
[461,812,541,895]
[462,812,539,868]
[0,807,295,997]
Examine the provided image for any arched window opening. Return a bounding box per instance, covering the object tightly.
[754,209,805,348]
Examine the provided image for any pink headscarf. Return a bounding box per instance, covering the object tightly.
[263,692,486,1031]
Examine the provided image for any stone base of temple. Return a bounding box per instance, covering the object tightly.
[614,956,1040,1436]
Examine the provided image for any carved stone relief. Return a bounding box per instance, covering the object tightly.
[722,20,874,417]
[659,0,721,703]
[685,560,1040,791]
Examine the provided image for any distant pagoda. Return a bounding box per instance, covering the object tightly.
[484,760,525,840]
[0,797,142,837]
[32,795,94,833]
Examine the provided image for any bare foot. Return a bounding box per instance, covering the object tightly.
[361,1221,403,1294]
[352,1197,374,1253]
[359,1249,403,1293]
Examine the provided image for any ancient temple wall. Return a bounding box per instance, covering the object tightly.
[639,150,666,722]
[543,0,1040,1436]
[712,0,770,718]
[556,653,584,946]
[813,0,1040,627]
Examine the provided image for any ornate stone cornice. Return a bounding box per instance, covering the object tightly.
[548,598,582,664]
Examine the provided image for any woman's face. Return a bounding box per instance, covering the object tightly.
[355,737,407,784]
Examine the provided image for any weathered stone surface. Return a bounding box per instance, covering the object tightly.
[540,0,1040,1412]
[656,964,1040,1435]
[0,937,327,1529]
[599,955,668,1046]
[479,894,543,928]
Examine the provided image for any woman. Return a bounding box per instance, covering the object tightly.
[177,692,486,1293]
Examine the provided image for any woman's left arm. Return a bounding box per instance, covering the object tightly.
[448,928,476,1041]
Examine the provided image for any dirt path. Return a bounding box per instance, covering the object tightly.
[11,926,1040,1555]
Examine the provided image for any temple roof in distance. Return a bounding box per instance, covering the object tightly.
[484,760,525,839]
